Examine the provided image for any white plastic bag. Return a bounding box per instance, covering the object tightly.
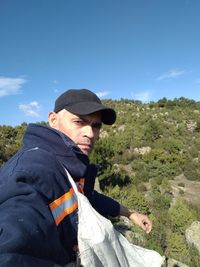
[65,168,165,267]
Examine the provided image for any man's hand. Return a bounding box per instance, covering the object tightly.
[119,205,152,234]
[129,212,152,234]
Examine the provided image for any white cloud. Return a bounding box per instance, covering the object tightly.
[156,69,186,81]
[0,76,27,97]
[133,91,151,102]
[96,91,110,98]
[19,101,40,117]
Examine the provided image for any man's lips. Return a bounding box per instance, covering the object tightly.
[78,143,92,150]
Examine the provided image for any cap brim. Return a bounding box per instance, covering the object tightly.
[65,102,116,125]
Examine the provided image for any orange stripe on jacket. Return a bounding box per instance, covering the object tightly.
[49,188,74,211]
[54,200,78,225]
[49,177,85,225]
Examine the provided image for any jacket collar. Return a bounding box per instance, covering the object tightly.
[23,123,90,178]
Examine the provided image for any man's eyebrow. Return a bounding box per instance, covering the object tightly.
[78,116,102,127]
[77,116,87,122]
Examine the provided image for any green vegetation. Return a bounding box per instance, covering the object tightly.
[1,97,200,265]
[0,123,27,165]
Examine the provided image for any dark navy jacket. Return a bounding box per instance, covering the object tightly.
[0,124,120,266]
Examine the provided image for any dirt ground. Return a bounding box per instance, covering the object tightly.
[169,174,200,206]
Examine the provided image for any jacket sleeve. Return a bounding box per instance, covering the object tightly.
[88,190,120,218]
[0,254,61,267]
[0,177,69,267]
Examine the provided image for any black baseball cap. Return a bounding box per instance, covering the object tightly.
[54,89,116,125]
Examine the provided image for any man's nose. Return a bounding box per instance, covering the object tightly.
[84,125,94,138]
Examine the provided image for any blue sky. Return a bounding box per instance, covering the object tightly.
[0,0,200,126]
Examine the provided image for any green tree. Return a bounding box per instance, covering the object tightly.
[169,199,195,234]
[107,184,150,214]
[166,232,189,263]
[143,119,163,142]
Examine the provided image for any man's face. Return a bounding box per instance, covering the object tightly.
[48,109,102,155]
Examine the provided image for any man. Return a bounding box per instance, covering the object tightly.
[0,89,152,266]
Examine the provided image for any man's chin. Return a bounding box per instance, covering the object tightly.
[81,149,90,156]
[78,147,91,156]
[78,145,92,155]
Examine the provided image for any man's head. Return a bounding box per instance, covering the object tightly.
[48,89,116,155]
[53,89,116,125]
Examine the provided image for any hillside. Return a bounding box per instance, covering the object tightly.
[1,97,200,266]
[91,98,200,266]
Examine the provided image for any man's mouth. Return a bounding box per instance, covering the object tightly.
[78,143,92,152]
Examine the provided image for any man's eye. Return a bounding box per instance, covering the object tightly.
[74,120,84,125]
[93,123,102,130]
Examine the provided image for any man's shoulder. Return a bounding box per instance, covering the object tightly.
[1,146,59,178]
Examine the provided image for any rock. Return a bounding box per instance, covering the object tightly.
[94,178,101,192]
[99,130,109,138]
[134,146,151,155]
[186,120,197,132]
[114,217,146,246]
[185,221,200,254]
[117,125,125,132]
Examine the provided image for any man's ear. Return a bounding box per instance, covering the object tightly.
[48,112,57,128]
